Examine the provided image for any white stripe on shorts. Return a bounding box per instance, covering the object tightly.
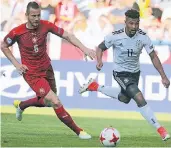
[115,76,126,90]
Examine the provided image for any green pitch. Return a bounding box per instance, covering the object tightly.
[1,112,171,147]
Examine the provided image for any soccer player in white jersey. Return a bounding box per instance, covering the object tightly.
[79,9,170,141]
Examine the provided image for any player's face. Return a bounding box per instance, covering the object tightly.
[125,17,139,36]
[26,8,41,28]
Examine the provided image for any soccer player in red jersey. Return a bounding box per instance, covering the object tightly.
[1,1,95,139]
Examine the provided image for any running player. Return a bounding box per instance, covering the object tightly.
[1,1,95,139]
[79,9,170,141]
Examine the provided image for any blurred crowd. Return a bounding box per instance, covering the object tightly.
[1,0,171,45]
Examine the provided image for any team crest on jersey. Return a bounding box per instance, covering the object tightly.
[124,78,129,83]
[6,37,12,44]
[39,88,45,96]
[32,37,37,44]
[136,40,143,49]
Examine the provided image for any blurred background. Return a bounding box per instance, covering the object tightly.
[1,0,171,113]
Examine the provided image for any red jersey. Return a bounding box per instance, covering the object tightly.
[4,20,64,75]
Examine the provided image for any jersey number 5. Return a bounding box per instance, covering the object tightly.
[127,49,133,57]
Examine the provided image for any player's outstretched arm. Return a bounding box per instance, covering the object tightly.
[1,41,28,74]
[149,50,170,88]
[62,31,96,60]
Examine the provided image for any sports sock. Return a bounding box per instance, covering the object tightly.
[54,105,82,135]
[139,104,161,129]
[98,85,121,99]
[19,97,45,110]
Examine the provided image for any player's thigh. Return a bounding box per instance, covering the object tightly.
[127,84,146,107]
[113,71,132,103]
[113,71,146,106]
[24,75,51,98]
[118,89,131,104]
[124,71,141,98]
[44,89,61,107]
[46,65,57,94]
[45,66,62,106]
[113,72,140,100]
[113,71,130,91]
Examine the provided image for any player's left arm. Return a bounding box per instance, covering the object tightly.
[47,21,95,59]
[62,31,95,59]
[144,36,170,88]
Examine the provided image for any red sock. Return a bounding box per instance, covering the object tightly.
[54,106,82,135]
[19,97,45,110]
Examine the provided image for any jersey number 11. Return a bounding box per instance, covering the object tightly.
[127,49,133,57]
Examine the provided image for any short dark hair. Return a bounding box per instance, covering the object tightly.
[125,9,140,19]
[26,1,40,14]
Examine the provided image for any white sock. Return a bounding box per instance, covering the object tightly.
[98,86,121,99]
[139,104,161,129]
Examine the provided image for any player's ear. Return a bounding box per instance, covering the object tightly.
[25,9,29,17]
[125,17,128,24]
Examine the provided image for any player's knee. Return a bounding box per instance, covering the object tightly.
[50,97,61,108]
[44,99,52,107]
[126,84,146,107]
[49,98,62,109]
[45,90,61,108]
[126,84,140,98]
[52,87,57,95]
[138,101,147,107]
[118,93,131,104]
[133,92,147,107]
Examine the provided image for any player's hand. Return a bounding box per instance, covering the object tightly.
[162,77,170,88]
[96,61,103,71]
[15,64,29,75]
[84,49,96,60]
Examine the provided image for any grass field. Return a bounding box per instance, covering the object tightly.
[1,107,171,147]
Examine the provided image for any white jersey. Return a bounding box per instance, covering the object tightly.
[104,28,154,72]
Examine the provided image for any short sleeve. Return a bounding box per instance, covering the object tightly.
[104,33,114,49]
[3,28,17,46]
[46,21,64,37]
[143,35,154,54]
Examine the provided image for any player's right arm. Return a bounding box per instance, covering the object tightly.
[96,33,114,71]
[144,35,170,88]
[1,30,28,74]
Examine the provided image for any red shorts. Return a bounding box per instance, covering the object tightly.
[23,65,57,97]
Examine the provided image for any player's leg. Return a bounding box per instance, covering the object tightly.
[118,71,170,141]
[43,89,91,139]
[79,78,132,105]
[126,83,170,141]
[13,66,56,121]
[79,71,170,141]
[44,67,91,139]
[79,70,132,104]
[13,96,45,121]
[79,78,121,99]
[14,96,45,110]
[117,91,132,104]
[13,73,50,121]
